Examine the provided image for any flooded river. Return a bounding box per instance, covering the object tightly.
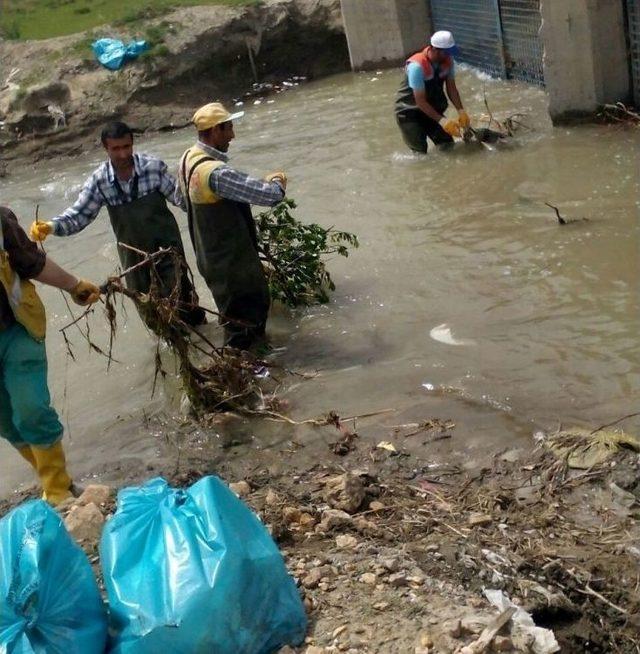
[1,68,638,496]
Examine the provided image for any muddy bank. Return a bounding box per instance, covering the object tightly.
[0,0,348,163]
[3,414,640,653]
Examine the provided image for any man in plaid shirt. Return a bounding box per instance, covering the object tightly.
[179,102,286,349]
[30,122,205,328]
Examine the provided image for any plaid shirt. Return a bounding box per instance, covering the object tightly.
[195,141,285,206]
[52,153,185,236]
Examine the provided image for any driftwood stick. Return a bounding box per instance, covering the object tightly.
[459,607,517,653]
[544,202,567,225]
[590,412,640,435]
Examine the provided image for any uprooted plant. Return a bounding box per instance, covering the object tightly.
[60,246,280,417]
[256,198,359,307]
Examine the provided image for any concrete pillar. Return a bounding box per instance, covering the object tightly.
[541,0,631,123]
[340,0,431,71]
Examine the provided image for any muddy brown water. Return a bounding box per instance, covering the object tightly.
[1,68,638,497]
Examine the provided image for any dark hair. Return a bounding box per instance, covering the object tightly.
[101,122,134,146]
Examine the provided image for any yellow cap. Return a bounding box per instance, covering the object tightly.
[192,102,245,131]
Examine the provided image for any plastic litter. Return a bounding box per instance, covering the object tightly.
[0,500,108,654]
[483,589,560,654]
[92,38,149,71]
[101,476,307,654]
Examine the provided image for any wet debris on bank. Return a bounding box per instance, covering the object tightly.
[599,103,640,126]
[3,419,640,652]
[233,76,308,108]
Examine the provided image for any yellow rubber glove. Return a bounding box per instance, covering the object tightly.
[458,110,471,129]
[265,171,287,191]
[30,220,54,242]
[69,279,101,306]
[440,118,461,138]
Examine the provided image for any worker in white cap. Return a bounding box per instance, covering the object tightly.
[395,31,471,153]
[178,102,286,350]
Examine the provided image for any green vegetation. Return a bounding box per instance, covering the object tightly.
[257,199,359,307]
[0,0,257,40]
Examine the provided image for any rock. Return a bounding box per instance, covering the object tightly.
[461,614,490,635]
[229,481,251,498]
[373,601,390,611]
[266,489,280,506]
[303,647,326,654]
[317,508,352,532]
[468,512,492,527]
[380,557,400,572]
[493,636,514,651]
[324,473,365,513]
[278,647,296,654]
[298,512,317,529]
[388,572,408,587]
[77,484,112,507]
[360,572,377,584]
[64,502,104,544]
[369,500,385,511]
[336,534,358,549]
[353,516,377,532]
[302,569,323,589]
[283,506,303,524]
[332,625,348,638]
[418,631,434,647]
[445,618,462,638]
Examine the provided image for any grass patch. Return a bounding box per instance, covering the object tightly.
[0,0,258,41]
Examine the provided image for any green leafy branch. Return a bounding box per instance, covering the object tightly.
[256,198,358,308]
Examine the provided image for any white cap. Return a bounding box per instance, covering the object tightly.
[430,30,459,54]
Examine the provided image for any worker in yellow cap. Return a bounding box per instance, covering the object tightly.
[0,205,100,505]
[178,102,287,350]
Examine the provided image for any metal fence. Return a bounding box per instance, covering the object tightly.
[499,0,544,85]
[627,0,640,105]
[428,0,544,86]
[429,0,506,78]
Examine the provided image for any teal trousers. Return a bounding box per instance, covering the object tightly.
[0,322,63,447]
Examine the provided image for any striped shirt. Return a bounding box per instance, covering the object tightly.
[52,153,185,236]
[195,141,285,206]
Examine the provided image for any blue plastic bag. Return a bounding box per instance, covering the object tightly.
[92,38,149,71]
[101,476,307,654]
[0,500,108,654]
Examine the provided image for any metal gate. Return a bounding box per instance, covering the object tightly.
[428,0,544,85]
[499,0,544,85]
[627,0,640,105]
[429,0,506,78]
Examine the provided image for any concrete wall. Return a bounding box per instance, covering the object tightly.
[541,0,631,123]
[340,0,431,71]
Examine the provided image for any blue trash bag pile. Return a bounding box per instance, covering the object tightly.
[102,476,307,654]
[92,38,149,71]
[0,500,108,654]
[0,477,306,653]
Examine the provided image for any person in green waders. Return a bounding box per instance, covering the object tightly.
[395,30,472,153]
[30,122,205,329]
[1,205,100,505]
[178,103,287,350]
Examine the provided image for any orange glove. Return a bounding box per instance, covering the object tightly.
[458,110,471,129]
[30,220,54,242]
[265,171,287,191]
[69,279,101,306]
[440,118,461,138]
